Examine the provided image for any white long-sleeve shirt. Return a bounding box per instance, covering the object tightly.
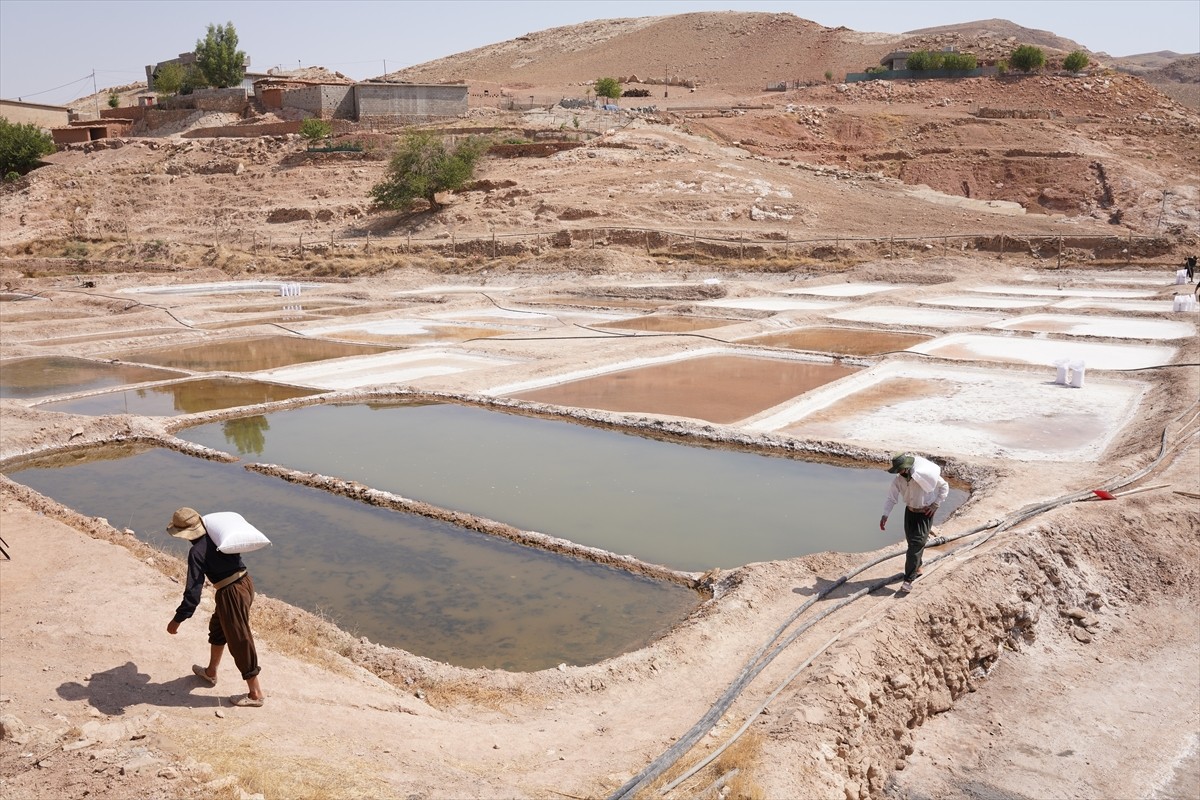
[882,455,950,516]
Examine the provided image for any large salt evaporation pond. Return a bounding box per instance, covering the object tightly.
[177,402,967,571]
[8,445,695,672]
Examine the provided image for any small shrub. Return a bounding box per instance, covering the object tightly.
[1010,44,1046,73]
[594,76,621,102]
[907,50,943,71]
[942,52,977,71]
[1063,50,1089,72]
[299,118,332,144]
[0,118,56,176]
[824,69,833,82]
[107,92,120,108]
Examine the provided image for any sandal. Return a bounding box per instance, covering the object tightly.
[229,694,264,708]
[192,665,217,686]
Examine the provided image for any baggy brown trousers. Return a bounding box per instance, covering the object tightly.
[207,574,261,679]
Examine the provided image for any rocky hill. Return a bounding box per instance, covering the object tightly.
[903,18,1087,57]
[4,11,1196,277]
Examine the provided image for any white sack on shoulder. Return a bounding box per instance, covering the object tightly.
[909,456,942,493]
[201,512,272,554]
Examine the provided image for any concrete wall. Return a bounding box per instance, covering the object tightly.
[0,100,70,129]
[353,83,467,122]
[282,85,354,119]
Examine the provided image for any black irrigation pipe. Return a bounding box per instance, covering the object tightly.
[609,402,1198,800]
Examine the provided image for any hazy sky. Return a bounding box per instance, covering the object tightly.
[2,0,1197,105]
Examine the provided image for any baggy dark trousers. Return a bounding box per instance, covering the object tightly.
[208,574,261,680]
[903,508,933,582]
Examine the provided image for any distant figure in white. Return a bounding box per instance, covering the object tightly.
[880,453,950,593]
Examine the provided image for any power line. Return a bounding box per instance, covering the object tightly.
[12,72,94,100]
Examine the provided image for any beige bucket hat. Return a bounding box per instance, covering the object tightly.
[166,507,207,540]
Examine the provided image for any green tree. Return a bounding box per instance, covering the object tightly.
[905,50,935,71]
[181,63,210,95]
[370,132,487,212]
[299,118,332,144]
[152,61,185,96]
[594,77,621,104]
[0,118,55,176]
[942,52,977,71]
[194,22,246,88]
[107,92,120,108]
[1009,44,1046,73]
[1062,50,1089,72]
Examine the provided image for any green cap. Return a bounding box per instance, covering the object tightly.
[887,453,915,474]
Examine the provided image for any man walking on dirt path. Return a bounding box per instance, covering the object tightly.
[165,507,266,707]
[880,453,950,593]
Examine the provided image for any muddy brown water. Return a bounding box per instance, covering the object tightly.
[592,315,740,334]
[0,356,185,399]
[511,354,861,425]
[108,335,392,372]
[740,327,933,356]
[7,445,695,672]
[177,402,967,571]
[522,296,670,310]
[35,378,321,417]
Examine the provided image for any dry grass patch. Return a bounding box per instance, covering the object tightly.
[417,675,532,712]
[173,729,388,800]
[652,729,768,799]
[252,598,358,676]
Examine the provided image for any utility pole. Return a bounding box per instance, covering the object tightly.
[92,69,99,117]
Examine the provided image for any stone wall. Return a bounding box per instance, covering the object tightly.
[182,120,303,139]
[282,85,354,119]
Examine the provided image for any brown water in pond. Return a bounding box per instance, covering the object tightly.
[594,315,739,333]
[37,377,321,416]
[742,327,932,356]
[178,401,968,571]
[109,335,392,372]
[512,354,860,424]
[8,444,696,671]
[0,356,185,399]
[308,304,398,317]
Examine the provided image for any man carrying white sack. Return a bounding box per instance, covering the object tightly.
[165,507,266,707]
[879,453,950,594]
